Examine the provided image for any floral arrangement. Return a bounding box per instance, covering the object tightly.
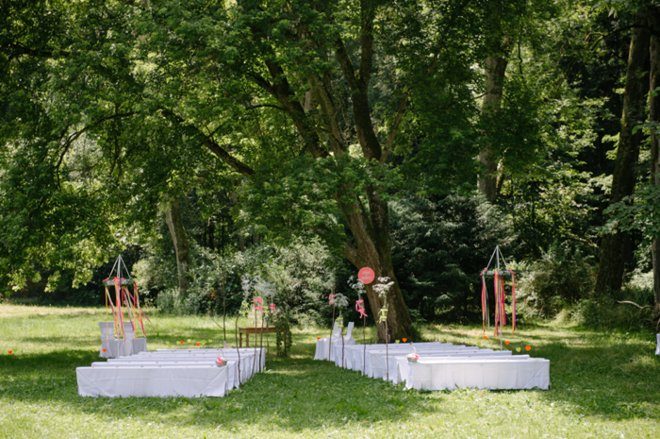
[406,352,420,363]
[215,356,225,366]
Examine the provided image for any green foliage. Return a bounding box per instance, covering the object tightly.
[571,297,653,331]
[274,309,293,358]
[0,0,655,327]
[390,194,515,322]
[146,237,335,321]
[517,242,596,318]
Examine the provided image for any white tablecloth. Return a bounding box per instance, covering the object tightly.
[341,343,456,371]
[78,348,265,397]
[92,360,243,390]
[314,337,355,361]
[403,357,550,391]
[76,365,228,397]
[368,348,489,377]
[114,351,264,382]
[134,348,266,370]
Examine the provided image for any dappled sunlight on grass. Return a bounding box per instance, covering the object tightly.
[0,305,657,438]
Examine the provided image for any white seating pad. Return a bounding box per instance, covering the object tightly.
[77,348,265,398]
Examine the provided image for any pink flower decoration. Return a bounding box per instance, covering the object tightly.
[255,305,263,312]
[216,356,225,366]
[269,303,276,312]
[406,353,420,362]
[355,299,367,318]
[253,296,263,305]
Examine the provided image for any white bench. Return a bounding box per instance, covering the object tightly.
[402,357,550,391]
[76,365,228,397]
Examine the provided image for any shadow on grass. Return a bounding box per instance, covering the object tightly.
[0,349,441,432]
[433,326,660,420]
[2,325,657,430]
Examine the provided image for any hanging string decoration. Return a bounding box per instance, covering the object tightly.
[480,245,517,337]
[102,255,149,339]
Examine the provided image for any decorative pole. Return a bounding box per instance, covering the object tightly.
[258,296,265,372]
[221,283,227,347]
[355,297,368,374]
[252,295,262,374]
[374,276,394,382]
[328,291,336,361]
[350,276,368,374]
[356,267,376,374]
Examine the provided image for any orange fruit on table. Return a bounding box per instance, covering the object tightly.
[195,342,201,347]
[504,340,510,345]
[7,349,14,355]
[402,338,408,343]
[525,345,532,351]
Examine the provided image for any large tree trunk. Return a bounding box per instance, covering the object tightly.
[234,0,413,340]
[595,12,650,295]
[478,53,509,202]
[341,190,413,341]
[650,9,660,319]
[164,197,190,295]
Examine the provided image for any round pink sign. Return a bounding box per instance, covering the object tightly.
[358,267,376,285]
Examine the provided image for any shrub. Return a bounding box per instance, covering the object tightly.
[259,237,336,324]
[517,242,595,318]
[571,298,653,332]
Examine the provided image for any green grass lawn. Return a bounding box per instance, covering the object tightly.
[0,304,658,438]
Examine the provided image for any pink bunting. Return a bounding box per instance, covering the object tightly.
[355,298,367,318]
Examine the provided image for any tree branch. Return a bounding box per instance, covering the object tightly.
[382,91,409,163]
[344,242,361,266]
[359,0,376,85]
[160,109,255,176]
[55,111,136,177]
[336,36,382,160]
[244,103,286,111]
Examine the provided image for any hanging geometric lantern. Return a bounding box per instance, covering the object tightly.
[480,245,517,337]
[102,255,148,339]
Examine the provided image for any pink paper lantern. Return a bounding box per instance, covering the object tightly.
[358,267,376,285]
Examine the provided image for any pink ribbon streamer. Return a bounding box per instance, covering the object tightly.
[355,299,367,318]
